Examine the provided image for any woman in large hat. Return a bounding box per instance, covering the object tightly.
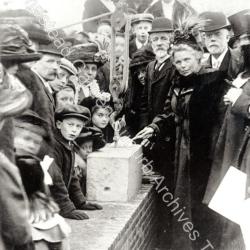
[0,24,39,161]
[135,15,228,250]
[67,42,110,104]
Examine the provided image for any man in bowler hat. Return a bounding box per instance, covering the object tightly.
[136,17,176,249]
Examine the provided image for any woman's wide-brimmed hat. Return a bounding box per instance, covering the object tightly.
[68,43,108,67]
[0,24,42,63]
[130,48,155,69]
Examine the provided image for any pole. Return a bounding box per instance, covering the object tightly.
[48,12,112,31]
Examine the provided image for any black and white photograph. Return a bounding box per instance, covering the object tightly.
[1,0,250,249]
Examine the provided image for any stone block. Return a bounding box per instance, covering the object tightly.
[87,145,142,202]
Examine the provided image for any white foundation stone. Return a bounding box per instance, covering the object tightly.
[87,145,142,202]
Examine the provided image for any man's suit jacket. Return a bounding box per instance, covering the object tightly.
[202,48,243,80]
[139,57,175,129]
[202,48,244,158]
[32,71,56,130]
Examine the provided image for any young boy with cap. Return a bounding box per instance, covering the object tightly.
[75,127,106,194]
[53,104,102,220]
[54,81,76,109]
[130,13,154,58]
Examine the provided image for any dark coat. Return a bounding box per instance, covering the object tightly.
[202,49,244,157]
[16,66,55,145]
[82,0,110,33]
[96,62,110,92]
[146,0,196,27]
[0,118,14,163]
[49,131,86,216]
[204,79,250,204]
[149,69,227,249]
[31,70,56,130]
[203,79,250,250]
[127,0,152,13]
[129,38,138,59]
[202,48,243,80]
[0,152,34,250]
[82,0,135,32]
[139,57,175,128]
[129,39,153,59]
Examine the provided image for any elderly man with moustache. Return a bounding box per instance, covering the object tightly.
[200,11,244,159]
[136,17,176,249]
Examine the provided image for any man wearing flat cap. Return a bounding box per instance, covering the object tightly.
[129,13,154,58]
[49,58,77,92]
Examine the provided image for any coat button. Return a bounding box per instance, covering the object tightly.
[165,137,171,142]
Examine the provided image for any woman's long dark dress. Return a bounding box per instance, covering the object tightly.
[149,69,227,250]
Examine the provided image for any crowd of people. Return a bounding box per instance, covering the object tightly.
[1,0,250,249]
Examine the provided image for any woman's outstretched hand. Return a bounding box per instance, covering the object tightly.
[133,127,154,147]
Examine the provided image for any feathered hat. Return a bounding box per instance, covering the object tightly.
[172,12,206,50]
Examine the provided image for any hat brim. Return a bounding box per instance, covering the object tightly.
[200,24,231,32]
[148,29,173,34]
[130,60,152,68]
[38,49,63,57]
[132,19,153,25]
[0,53,42,63]
[60,65,77,75]
[57,113,90,122]
[0,89,32,119]
[29,33,51,45]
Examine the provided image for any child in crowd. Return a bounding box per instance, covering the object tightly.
[49,58,77,92]
[13,110,71,250]
[81,98,114,142]
[96,18,112,39]
[75,127,106,194]
[53,104,102,220]
[54,81,76,108]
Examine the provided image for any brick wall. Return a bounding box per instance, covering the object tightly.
[68,184,159,250]
[109,185,158,250]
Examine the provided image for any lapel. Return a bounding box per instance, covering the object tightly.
[151,57,172,85]
[173,87,194,97]
[219,50,230,72]
[33,71,55,107]
[203,50,231,72]
[202,54,212,69]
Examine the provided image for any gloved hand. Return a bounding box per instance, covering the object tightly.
[64,209,89,220]
[80,202,103,210]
